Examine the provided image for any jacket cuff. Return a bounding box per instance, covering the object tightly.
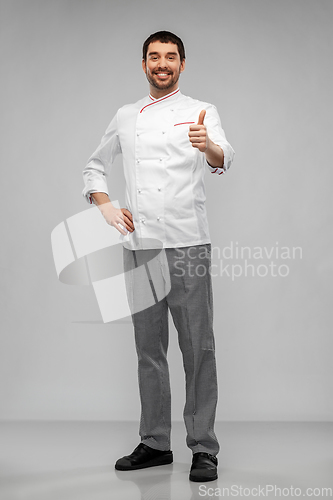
[205,160,227,175]
[81,188,109,205]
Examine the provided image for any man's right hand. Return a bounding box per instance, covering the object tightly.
[91,193,135,235]
[120,208,135,234]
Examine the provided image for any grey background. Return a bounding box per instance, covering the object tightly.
[0,0,332,422]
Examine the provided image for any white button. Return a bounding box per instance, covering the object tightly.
[162,131,166,134]
[141,218,145,224]
[157,217,161,221]
[138,189,142,193]
[158,188,161,191]
[159,158,163,162]
[137,159,140,163]
[136,133,140,137]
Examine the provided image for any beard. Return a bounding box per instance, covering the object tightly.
[145,68,180,91]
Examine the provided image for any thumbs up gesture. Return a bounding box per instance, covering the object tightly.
[188,110,210,152]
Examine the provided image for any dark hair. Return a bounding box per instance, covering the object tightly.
[142,31,185,62]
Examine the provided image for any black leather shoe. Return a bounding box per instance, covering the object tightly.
[189,452,218,482]
[115,443,173,471]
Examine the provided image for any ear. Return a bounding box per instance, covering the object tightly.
[180,59,186,74]
[142,59,147,73]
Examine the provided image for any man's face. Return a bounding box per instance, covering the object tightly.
[142,41,185,95]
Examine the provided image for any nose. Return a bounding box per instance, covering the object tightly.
[158,57,168,68]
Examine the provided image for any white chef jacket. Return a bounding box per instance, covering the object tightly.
[82,89,235,250]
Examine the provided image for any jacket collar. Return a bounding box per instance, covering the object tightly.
[140,88,180,113]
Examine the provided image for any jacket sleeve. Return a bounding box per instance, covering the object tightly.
[82,112,122,203]
[204,104,235,175]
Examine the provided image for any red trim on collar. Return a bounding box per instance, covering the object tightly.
[140,89,180,113]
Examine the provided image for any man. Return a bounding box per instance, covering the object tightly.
[82,31,235,482]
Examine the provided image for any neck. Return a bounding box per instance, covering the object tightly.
[149,85,179,99]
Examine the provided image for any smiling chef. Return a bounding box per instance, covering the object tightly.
[82,30,235,483]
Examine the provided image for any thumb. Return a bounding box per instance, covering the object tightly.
[197,109,206,125]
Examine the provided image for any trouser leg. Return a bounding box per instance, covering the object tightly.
[166,244,220,456]
[123,247,171,451]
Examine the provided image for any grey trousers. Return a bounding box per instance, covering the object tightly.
[123,243,219,456]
